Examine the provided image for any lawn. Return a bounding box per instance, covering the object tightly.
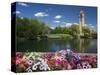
[47,34,73,39]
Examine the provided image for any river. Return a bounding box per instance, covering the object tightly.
[17,38,97,53]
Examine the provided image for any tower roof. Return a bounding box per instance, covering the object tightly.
[80,10,84,14]
[80,10,85,17]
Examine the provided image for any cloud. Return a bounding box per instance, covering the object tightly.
[13,11,21,14]
[50,27,55,29]
[59,23,72,27]
[65,23,73,27]
[54,20,60,23]
[34,12,48,17]
[73,23,79,25]
[54,15,62,19]
[84,24,88,26]
[89,24,92,26]
[88,24,97,31]
[18,2,28,7]
[65,23,79,27]
[90,26,95,28]
[88,24,95,29]
[20,17,24,19]
[60,25,66,27]
[62,22,67,24]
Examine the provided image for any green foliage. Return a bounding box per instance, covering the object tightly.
[16,16,50,40]
[68,24,79,38]
[16,16,97,40]
[52,26,69,34]
[90,31,97,38]
[51,24,80,38]
[83,26,91,37]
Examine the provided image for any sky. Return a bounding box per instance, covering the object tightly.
[12,2,97,30]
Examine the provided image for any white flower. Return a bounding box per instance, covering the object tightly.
[32,65,37,70]
[39,64,44,70]
[27,60,33,65]
[82,62,91,69]
[26,67,32,72]
[39,63,50,71]
[32,62,41,70]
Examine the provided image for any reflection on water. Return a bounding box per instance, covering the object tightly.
[17,39,97,53]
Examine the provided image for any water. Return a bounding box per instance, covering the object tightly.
[17,39,97,53]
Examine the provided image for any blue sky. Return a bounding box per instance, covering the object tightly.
[13,2,97,29]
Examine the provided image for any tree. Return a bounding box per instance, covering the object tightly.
[16,17,30,37]
[83,26,91,37]
[16,16,51,39]
[68,24,80,38]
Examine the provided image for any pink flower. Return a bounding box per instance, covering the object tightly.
[56,52,62,56]
[55,59,61,65]
[67,63,72,70]
[61,59,68,65]
[16,59,20,65]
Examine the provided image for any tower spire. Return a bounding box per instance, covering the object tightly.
[79,10,85,37]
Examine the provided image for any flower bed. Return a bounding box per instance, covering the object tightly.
[11,49,97,72]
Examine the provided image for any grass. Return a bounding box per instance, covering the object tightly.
[47,34,73,39]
